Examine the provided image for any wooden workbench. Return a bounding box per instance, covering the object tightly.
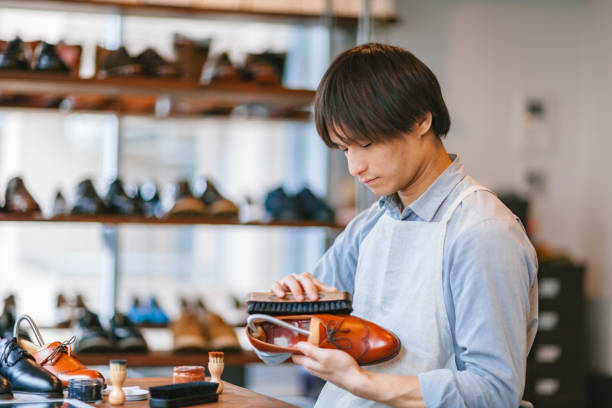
[98,377,298,408]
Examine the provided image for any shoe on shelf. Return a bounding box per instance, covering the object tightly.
[0,375,11,400]
[0,37,30,71]
[54,294,73,329]
[0,337,63,397]
[127,297,147,325]
[32,41,70,74]
[202,52,243,83]
[264,186,301,221]
[51,191,69,217]
[244,51,286,85]
[147,296,170,326]
[295,187,335,223]
[194,177,239,218]
[173,33,211,81]
[247,314,401,366]
[105,178,143,216]
[73,308,115,354]
[56,41,82,77]
[96,45,144,78]
[195,299,240,351]
[171,307,208,353]
[15,315,105,388]
[109,312,148,353]
[166,180,207,217]
[1,295,29,341]
[138,181,164,218]
[3,177,41,215]
[71,179,108,215]
[136,48,180,78]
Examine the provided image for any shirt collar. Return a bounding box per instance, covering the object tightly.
[378,154,466,221]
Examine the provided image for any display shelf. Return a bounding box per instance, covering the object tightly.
[0,0,398,26]
[0,213,345,229]
[77,350,260,367]
[0,72,315,109]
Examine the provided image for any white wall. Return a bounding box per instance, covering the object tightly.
[381,0,612,374]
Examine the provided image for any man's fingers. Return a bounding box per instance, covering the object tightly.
[314,280,339,292]
[295,275,320,301]
[284,274,305,301]
[271,281,286,298]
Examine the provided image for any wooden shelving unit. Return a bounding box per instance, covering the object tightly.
[77,350,260,367]
[0,213,345,229]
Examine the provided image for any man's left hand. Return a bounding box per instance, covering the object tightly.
[291,342,365,393]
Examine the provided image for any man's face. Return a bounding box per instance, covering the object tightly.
[330,128,427,197]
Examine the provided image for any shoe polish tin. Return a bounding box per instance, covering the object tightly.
[68,378,104,402]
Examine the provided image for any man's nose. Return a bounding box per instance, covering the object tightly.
[347,151,367,176]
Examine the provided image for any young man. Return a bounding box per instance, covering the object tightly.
[264,43,538,407]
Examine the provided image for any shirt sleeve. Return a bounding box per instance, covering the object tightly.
[312,203,383,294]
[418,217,538,408]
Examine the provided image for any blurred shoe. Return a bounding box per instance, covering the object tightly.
[127,297,147,325]
[0,375,11,399]
[136,48,179,78]
[56,41,82,76]
[244,51,286,85]
[166,180,207,217]
[15,315,105,388]
[51,191,69,216]
[4,177,41,215]
[54,294,73,329]
[71,179,107,215]
[138,181,164,218]
[264,187,300,221]
[247,314,401,366]
[194,177,238,218]
[105,178,143,215]
[1,295,30,341]
[147,296,170,326]
[0,37,29,71]
[73,308,114,353]
[172,308,208,353]
[203,52,242,83]
[0,337,63,397]
[109,313,148,353]
[96,46,143,78]
[32,41,70,74]
[173,33,211,81]
[295,187,335,223]
[195,299,240,351]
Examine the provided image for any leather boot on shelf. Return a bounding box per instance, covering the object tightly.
[195,299,240,351]
[172,303,208,353]
[96,46,143,78]
[166,180,207,217]
[32,41,70,74]
[0,37,29,71]
[244,51,286,85]
[0,375,11,400]
[203,52,243,83]
[0,337,63,397]
[136,48,180,78]
[194,177,238,218]
[295,187,335,223]
[54,294,73,329]
[51,191,69,217]
[15,315,105,388]
[173,33,211,81]
[73,307,114,354]
[109,312,148,353]
[247,314,401,366]
[3,177,41,215]
[138,181,164,218]
[0,296,30,341]
[105,178,143,216]
[264,186,300,221]
[55,41,82,76]
[71,179,107,215]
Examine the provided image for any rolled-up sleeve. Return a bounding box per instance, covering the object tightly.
[419,218,538,408]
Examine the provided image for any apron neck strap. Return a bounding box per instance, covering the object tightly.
[440,185,494,224]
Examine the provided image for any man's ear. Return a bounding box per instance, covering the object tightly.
[415,112,433,137]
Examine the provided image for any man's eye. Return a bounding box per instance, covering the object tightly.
[361,142,372,148]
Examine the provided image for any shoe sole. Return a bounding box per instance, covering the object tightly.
[13,390,63,398]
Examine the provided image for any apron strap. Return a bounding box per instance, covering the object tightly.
[440,185,495,224]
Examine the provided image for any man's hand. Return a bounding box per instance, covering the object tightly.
[291,342,365,394]
[272,272,337,301]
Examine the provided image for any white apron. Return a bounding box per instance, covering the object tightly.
[315,185,491,408]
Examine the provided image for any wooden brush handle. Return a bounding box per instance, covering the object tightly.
[247,291,351,303]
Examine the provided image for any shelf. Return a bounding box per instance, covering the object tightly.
[0,0,398,26]
[0,72,315,108]
[77,350,260,367]
[0,213,345,229]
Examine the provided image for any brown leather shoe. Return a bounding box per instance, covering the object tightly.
[18,337,105,387]
[195,299,240,351]
[4,177,41,215]
[247,314,401,366]
[171,308,208,353]
[166,180,207,217]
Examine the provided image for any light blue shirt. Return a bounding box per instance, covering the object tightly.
[313,154,538,407]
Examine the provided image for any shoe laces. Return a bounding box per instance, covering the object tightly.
[40,336,76,366]
[324,319,352,351]
[0,337,29,367]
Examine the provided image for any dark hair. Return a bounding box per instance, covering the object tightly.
[314,43,450,147]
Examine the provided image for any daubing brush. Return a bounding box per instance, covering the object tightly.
[247,291,352,315]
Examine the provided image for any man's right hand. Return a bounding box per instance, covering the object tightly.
[271,272,338,302]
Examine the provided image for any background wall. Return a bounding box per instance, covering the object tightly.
[378,0,612,375]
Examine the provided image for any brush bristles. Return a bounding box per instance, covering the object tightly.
[208,351,224,363]
[149,382,218,399]
[247,300,352,315]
